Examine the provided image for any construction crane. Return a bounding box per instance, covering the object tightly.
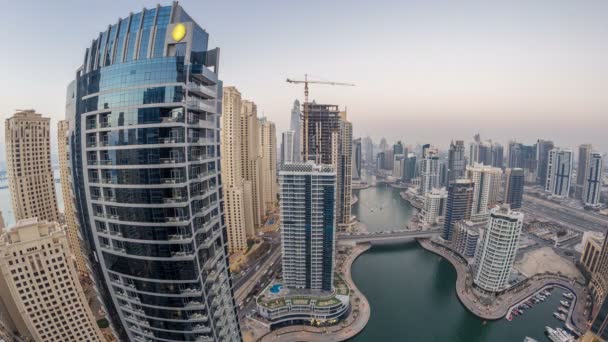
[286,74,355,160]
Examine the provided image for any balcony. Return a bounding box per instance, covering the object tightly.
[168,234,191,241]
[171,251,192,257]
[160,158,182,164]
[163,197,187,204]
[166,216,188,223]
[100,160,113,165]
[159,138,180,144]
[184,100,215,113]
[186,82,217,99]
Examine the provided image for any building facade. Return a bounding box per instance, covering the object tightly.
[504,168,524,209]
[442,179,474,241]
[259,117,278,211]
[0,219,104,341]
[576,144,593,199]
[467,164,501,222]
[352,138,362,180]
[581,232,605,275]
[448,140,466,182]
[5,110,59,223]
[421,188,447,226]
[452,220,483,259]
[473,206,523,293]
[67,4,241,340]
[536,139,554,186]
[290,100,302,163]
[583,152,604,207]
[240,100,265,227]
[281,130,295,165]
[545,148,573,197]
[279,163,336,291]
[419,147,440,196]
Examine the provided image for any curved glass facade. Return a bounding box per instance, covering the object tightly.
[68,3,241,341]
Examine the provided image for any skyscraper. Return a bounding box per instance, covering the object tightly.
[419,147,440,195]
[422,188,448,226]
[536,139,554,186]
[281,130,295,165]
[67,4,241,340]
[290,100,302,163]
[576,144,593,199]
[362,136,374,164]
[442,179,474,241]
[0,219,104,341]
[222,87,255,253]
[467,164,502,222]
[279,163,336,291]
[303,103,352,229]
[586,294,608,341]
[545,148,573,197]
[504,168,524,209]
[241,100,265,227]
[403,153,417,182]
[259,117,278,211]
[352,138,362,180]
[491,143,504,168]
[583,152,604,207]
[591,231,608,305]
[473,206,524,293]
[58,120,89,275]
[448,140,466,182]
[5,110,59,223]
[393,141,404,156]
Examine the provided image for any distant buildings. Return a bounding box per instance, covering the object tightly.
[504,168,525,209]
[448,140,466,182]
[0,219,104,341]
[421,188,447,226]
[507,142,537,181]
[545,148,573,197]
[467,164,502,222]
[260,117,279,210]
[352,138,362,180]
[5,110,59,223]
[393,154,405,179]
[473,206,524,293]
[362,136,374,164]
[452,220,483,258]
[576,144,593,199]
[290,100,302,163]
[281,130,296,165]
[583,151,603,207]
[442,179,474,241]
[536,139,555,186]
[419,146,440,196]
[403,153,417,182]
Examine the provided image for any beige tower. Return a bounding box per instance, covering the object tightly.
[5,110,59,223]
[0,218,104,341]
[259,117,278,212]
[221,87,254,253]
[240,101,265,227]
[466,164,502,222]
[337,112,353,230]
[58,120,89,275]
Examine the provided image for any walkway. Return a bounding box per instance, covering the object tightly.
[259,244,372,342]
[338,229,440,244]
[419,239,588,331]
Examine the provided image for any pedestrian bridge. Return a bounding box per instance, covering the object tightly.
[338,229,441,244]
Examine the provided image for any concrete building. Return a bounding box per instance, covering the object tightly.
[473,206,524,293]
[58,120,89,275]
[491,143,504,168]
[5,110,59,223]
[581,232,604,274]
[448,140,466,182]
[222,87,255,253]
[504,168,525,209]
[352,138,362,180]
[452,220,483,259]
[362,136,373,164]
[0,218,104,341]
[290,100,302,163]
[576,144,593,199]
[467,164,502,222]
[241,100,265,227]
[592,231,608,302]
[419,147,440,196]
[583,152,604,207]
[67,4,241,340]
[281,130,295,165]
[442,179,474,241]
[507,142,537,178]
[421,188,447,226]
[536,139,555,186]
[393,154,405,179]
[260,117,278,211]
[545,148,573,197]
[403,153,417,182]
[279,163,336,291]
[586,294,608,341]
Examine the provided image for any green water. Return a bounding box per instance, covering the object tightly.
[349,181,565,342]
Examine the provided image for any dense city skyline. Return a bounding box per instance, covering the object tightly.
[1,0,608,162]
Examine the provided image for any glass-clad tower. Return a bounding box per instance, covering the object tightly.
[66,3,241,341]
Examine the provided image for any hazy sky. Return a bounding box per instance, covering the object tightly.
[1,0,607,162]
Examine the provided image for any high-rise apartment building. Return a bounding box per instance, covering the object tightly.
[467,164,502,222]
[222,87,255,253]
[545,148,573,197]
[592,230,608,304]
[0,218,104,341]
[442,179,474,241]
[576,144,593,199]
[403,153,417,182]
[259,117,278,211]
[421,188,447,226]
[290,100,302,163]
[583,152,604,207]
[58,120,89,275]
[491,143,504,168]
[5,110,59,223]
[67,4,241,340]
[419,147,440,195]
[448,140,466,182]
[473,206,523,293]
[362,136,374,164]
[586,294,608,341]
[302,103,352,229]
[241,100,265,227]
[352,138,362,180]
[504,168,524,209]
[281,130,295,165]
[279,163,336,291]
[451,220,483,258]
[581,232,604,274]
[536,139,554,186]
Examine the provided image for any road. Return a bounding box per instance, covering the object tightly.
[522,195,608,233]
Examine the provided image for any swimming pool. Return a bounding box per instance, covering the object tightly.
[270,284,283,294]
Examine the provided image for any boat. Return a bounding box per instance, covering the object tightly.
[506,313,513,321]
[553,312,566,321]
[560,300,570,307]
[545,326,575,342]
[563,292,574,300]
[558,307,569,314]
[524,337,538,342]
[543,291,551,296]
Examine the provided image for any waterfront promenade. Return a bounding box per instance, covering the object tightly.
[419,239,589,331]
[255,244,372,342]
